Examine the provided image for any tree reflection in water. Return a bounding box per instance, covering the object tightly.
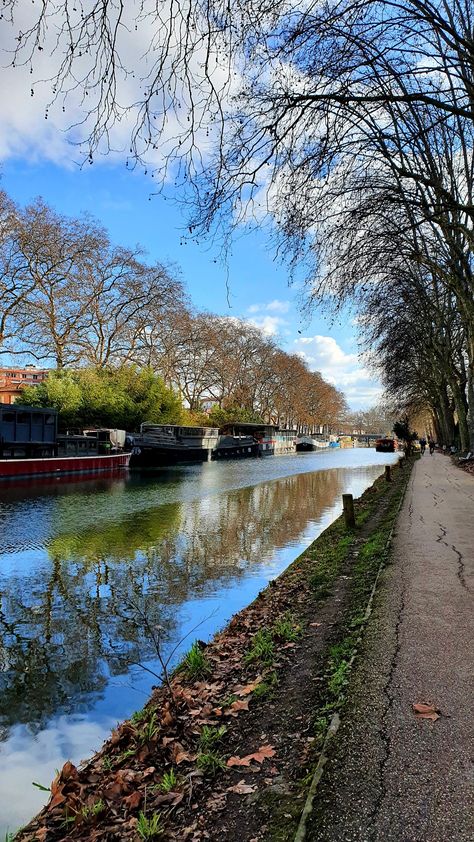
[0,466,364,735]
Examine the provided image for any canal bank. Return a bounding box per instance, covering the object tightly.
[15,457,412,841]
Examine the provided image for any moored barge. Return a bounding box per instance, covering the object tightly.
[129,424,220,468]
[0,404,130,479]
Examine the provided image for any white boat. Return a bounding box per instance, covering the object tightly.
[296,435,330,451]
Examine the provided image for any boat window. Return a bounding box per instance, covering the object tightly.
[17,412,30,424]
[2,412,15,423]
[45,414,55,425]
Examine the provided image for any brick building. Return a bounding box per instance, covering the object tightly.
[0,366,49,404]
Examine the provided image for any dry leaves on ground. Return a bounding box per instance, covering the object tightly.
[227,744,276,767]
[412,702,441,722]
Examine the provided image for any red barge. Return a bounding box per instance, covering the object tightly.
[0,404,130,479]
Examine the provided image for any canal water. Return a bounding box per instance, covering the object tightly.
[0,449,398,834]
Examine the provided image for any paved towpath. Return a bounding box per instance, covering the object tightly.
[307,454,474,842]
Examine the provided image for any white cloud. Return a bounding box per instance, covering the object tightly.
[247,299,291,315]
[0,2,237,171]
[294,334,382,410]
[248,314,287,336]
[266,299,290,313]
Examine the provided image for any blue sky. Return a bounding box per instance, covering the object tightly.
[0,99,382,410]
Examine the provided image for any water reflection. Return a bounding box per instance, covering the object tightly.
[0,452,397,833]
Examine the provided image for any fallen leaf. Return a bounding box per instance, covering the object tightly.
[227,744,275,767]
[124,790,142,810]
[310,623,322,628]
[412,702,440,721]
[234,678,262,696]
[227,755,253,768]
[227,780,257,795]
[252,744,276,763]
[61,760,78,781]
[176,750,197,765]
[49,790,67,809]
[224,699,249,717]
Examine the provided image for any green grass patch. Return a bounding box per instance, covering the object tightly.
[272,612,302,642]
[179,641,212,680]
[136,811,164,839]
[196,751,226,776]
[157,769,182,793]
[252,670,278,700]
[198,725,227,751]
[244,628,275,665]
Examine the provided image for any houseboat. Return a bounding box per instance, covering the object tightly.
[212,433,260,460]
[214,422,277,457]
[129,424,220,468]
[296,435,330,452]
[0,405,130,478]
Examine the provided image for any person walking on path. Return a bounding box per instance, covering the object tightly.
[419,436,426,454]
[428,437,436,454]
[307,453,474,842]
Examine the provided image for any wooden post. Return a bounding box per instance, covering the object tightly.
[342,493,355,528]
[385,465,392,482]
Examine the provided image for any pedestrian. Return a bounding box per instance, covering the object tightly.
[419,437,426,455]
[428,438,435,455]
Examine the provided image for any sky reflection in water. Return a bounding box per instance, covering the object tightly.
[0,449,398,833]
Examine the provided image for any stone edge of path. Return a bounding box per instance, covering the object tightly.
[293,458,411,842]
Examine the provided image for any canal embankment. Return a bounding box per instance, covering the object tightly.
[16,457,414,842]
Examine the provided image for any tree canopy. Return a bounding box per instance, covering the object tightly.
[19,367,184,431]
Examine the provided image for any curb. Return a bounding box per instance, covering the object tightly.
[293,459,411,842]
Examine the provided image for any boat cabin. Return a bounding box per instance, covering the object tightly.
[0,404,57,458]
[218,422,277,456]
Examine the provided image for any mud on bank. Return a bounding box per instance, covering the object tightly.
[17,459,413,842]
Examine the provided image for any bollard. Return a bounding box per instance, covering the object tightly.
[385,465,392,482]
[342,493,355,528]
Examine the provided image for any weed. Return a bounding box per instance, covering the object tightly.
[218,693,238,708]
[130,707,145,725]
[196,751,226,776]
[136,811,164,839]
[272,612,302,642]
[199,725,227,751]
[328,660,350,696]
[313,715,329,736]
[5,832,17,842]
[244,629,274,665]
[117,747,136,763]
[79,800,106,821]
[181,641,211,680]
[138,712,160,744]
[157,768,183,793]
[310,570,332,599]
[252,670,278,700]
[31,781,50,792]
[102,755,114,771]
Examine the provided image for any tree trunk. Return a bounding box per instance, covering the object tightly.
[449,377,469,451]
[467,334,474,452]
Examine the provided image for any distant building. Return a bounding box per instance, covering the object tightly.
[0,365,49,405]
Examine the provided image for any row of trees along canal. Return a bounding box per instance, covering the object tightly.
[4,0,473,448]
[0,190,346,432]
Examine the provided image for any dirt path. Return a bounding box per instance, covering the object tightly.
[307,454,474,842]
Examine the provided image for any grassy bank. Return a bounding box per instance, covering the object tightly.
[16,458,413,842]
